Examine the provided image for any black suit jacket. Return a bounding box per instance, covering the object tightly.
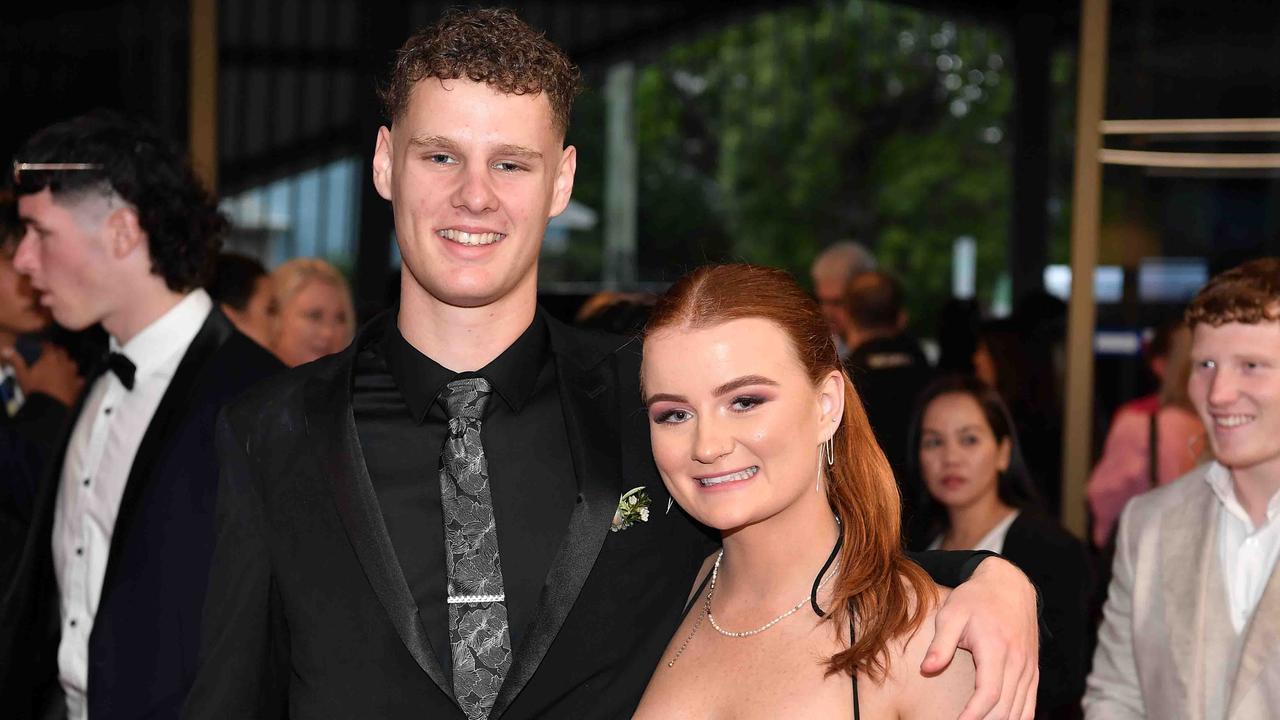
[184,312,714,720]
[185,312,986,720]
[999,512,1093,720]
[0,308,283,720]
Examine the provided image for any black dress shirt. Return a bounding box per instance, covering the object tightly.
[352,312,577,679]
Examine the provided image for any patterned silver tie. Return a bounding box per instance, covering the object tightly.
[439,377,511,719]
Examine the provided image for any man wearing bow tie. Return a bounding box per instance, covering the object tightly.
[0,111,282,720]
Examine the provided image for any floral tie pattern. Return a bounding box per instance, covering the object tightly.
[439,377,511,719]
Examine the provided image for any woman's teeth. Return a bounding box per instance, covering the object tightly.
[699,466,758,487]
[439,229,503,246]
[1217,414,1255,428]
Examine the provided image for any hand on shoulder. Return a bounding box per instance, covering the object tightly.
[894,587,976,719]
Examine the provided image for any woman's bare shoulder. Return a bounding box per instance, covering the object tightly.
[889,585,975,719]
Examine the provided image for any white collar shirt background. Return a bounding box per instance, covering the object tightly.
[1204,461,1280,634]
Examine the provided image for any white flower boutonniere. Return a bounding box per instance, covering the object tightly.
[611,486,652,532]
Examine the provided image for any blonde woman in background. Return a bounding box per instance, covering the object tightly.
[269,258,355,367]
[1086,321,1208,549]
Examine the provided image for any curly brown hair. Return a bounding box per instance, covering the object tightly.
[380,7,581,136]
[1186,257,1280,328]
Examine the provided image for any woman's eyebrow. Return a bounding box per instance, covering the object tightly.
[712,375,779,396]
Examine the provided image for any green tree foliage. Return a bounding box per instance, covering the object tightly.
[627,0,1015,324]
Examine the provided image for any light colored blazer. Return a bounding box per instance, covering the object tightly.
[1084,463,1280,719]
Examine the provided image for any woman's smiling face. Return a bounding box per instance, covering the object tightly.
[642,317,841,532]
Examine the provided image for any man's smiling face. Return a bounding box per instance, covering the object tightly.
[1189,319,1280,481]
[373,77,576,311]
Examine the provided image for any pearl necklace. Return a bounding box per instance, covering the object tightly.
[706,549,837,638]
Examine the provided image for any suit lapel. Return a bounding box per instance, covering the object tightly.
[489,318,624,718]
[1228,524,1280,716]
[304,333,454,702]
[1160,478,1217,716]
[99,308,230,595]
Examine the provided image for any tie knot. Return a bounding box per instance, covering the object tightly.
[439,377,492,421]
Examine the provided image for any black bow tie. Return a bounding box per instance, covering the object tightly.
[101,351,136,390]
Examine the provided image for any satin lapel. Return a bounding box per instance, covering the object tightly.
[1228,530,1280,716]
[1160,480,1217,715]
[304,349,454,702]
[100,309,231,595]
[489,327,622,719]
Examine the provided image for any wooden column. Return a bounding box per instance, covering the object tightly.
[1061,0,1111,537]
[189,0,218,191]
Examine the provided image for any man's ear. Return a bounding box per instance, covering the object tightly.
[897,309,909,332]
[548,145,577,218]
[105,205,146,260]
[372,126,394,201]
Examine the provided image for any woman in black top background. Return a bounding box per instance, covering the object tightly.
[907,374,1093,719]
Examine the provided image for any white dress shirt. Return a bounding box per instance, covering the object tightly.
[1204,461,1280,633]
[52,290,212,720]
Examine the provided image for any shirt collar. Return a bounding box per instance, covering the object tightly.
[110,290,213,377]
[1204,460,1280,529]
[383,311,549,423]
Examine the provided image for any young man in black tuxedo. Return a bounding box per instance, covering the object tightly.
[0,112,283,720]
[186,9,1040,720]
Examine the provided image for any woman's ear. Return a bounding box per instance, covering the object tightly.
[817,370,845,442]
[997,435,1013,472]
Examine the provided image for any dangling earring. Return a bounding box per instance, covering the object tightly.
[824,436,834,467]
[817,436,835,494]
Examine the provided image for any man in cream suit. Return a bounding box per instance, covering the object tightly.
[1085,257,1280,719]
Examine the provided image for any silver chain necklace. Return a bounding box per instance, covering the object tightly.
[706,549,837,638]
[666,516,843,668]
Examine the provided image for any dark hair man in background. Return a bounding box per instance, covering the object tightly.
[842,270,932,514]
[207,252,275,350]
[187,9,1039,720]
[0,110,282,720]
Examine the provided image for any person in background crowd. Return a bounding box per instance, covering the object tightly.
[841,270,932,516]
[184,10,1040,720]
[0,189,82,448]
[0,110,282,720]
[268,256,354,367]
[0,190,84,596]
[1086,258,1280,719]
[974,318,1063,516]
[207,252,275,350]
[907,374,1093,719]
[1087,321,1206,549]
[810,240,876,357]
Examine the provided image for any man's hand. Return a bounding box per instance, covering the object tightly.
[1,342,84,407]
[922,556,1039,720]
